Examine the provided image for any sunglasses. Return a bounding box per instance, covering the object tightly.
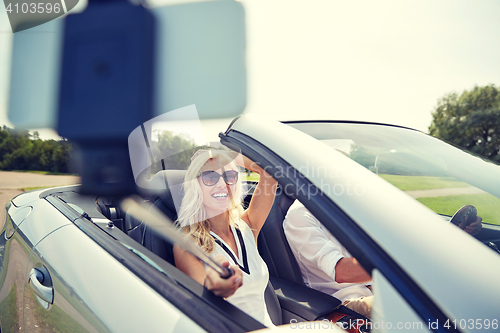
[199,170,239,186]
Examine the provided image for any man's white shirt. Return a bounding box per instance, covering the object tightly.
[283,200,372,302]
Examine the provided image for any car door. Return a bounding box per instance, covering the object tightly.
[221,115,500,332]
[19,190,214,333]
[0,190,71,333]
[0,187,210,333]
[24,189,271,333]
[0,201,32,333]
[24,221,204,333]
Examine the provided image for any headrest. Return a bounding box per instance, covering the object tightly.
[150,170,187,217]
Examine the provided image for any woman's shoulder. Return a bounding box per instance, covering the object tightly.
[236,219,259,240]
[234,218,251,231]
[237,213,259,243]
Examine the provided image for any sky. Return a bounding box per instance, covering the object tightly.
[1,0,500,141]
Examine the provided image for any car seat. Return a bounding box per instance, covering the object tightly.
[257,189,303,285]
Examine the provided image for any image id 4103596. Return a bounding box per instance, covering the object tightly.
[3,0,79,32]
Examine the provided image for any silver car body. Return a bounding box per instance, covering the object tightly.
[2,115,500,332]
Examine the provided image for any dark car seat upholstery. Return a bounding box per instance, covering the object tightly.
[257,189,304,285]
[141,170,186,265]
[121,170,184,264]
[125,170,288,325]
[149,169,186,221]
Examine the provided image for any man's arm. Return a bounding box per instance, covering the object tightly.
[284,202,371,284]
[335,258,371,283]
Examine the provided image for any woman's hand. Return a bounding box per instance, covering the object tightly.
[204,255,243,298]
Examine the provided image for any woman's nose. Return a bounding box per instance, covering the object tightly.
[215,175,226,188]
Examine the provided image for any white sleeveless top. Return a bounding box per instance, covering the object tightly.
[209,220,274,327]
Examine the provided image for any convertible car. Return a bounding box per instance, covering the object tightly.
[1,116,500,332]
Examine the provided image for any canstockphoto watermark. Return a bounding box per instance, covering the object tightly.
[251,164,366,200]
[289,319,426,330]
[289,319,499,331]
[4,0,79,33]
[269,160,367,181]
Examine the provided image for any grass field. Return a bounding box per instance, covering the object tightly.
[243,171,500,225]
[417,193,500,226]
[378,174,469,191]
[378,174,500,225]
[11,170,73,176]
[20,186,54,192]
[242,172,260,182]
[246,173,469,191]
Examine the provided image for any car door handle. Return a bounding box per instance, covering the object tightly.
[29,267,54,305]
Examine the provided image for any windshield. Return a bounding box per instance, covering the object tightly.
[288,122,500,226]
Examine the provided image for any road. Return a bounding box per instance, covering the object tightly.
[405,186,485,199]
[0,171,80,229]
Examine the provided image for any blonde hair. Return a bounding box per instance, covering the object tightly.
[177,149,245,253]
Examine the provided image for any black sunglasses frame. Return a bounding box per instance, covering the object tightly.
[199,170,239,186]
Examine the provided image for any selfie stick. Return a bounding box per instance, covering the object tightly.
[121,197,233,279]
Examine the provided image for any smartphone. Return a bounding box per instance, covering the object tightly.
[8,0,246,129]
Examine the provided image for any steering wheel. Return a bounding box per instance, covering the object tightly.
[450,205,500,254]
[449,205,477,229]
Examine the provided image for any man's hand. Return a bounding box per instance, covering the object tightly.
[461,216,482,236]
[451,205,482,236]
[204,255,243,298]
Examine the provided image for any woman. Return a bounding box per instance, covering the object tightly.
[173,149,278,327]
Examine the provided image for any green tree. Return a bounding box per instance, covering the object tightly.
[429,85,500,162]
[0,126,73,173]
[151,130,197,171]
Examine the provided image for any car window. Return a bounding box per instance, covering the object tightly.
[287,122,500,226]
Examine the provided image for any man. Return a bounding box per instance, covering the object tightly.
[283,200,482,318]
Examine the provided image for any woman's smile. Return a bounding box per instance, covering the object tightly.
[211,191,229,199]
